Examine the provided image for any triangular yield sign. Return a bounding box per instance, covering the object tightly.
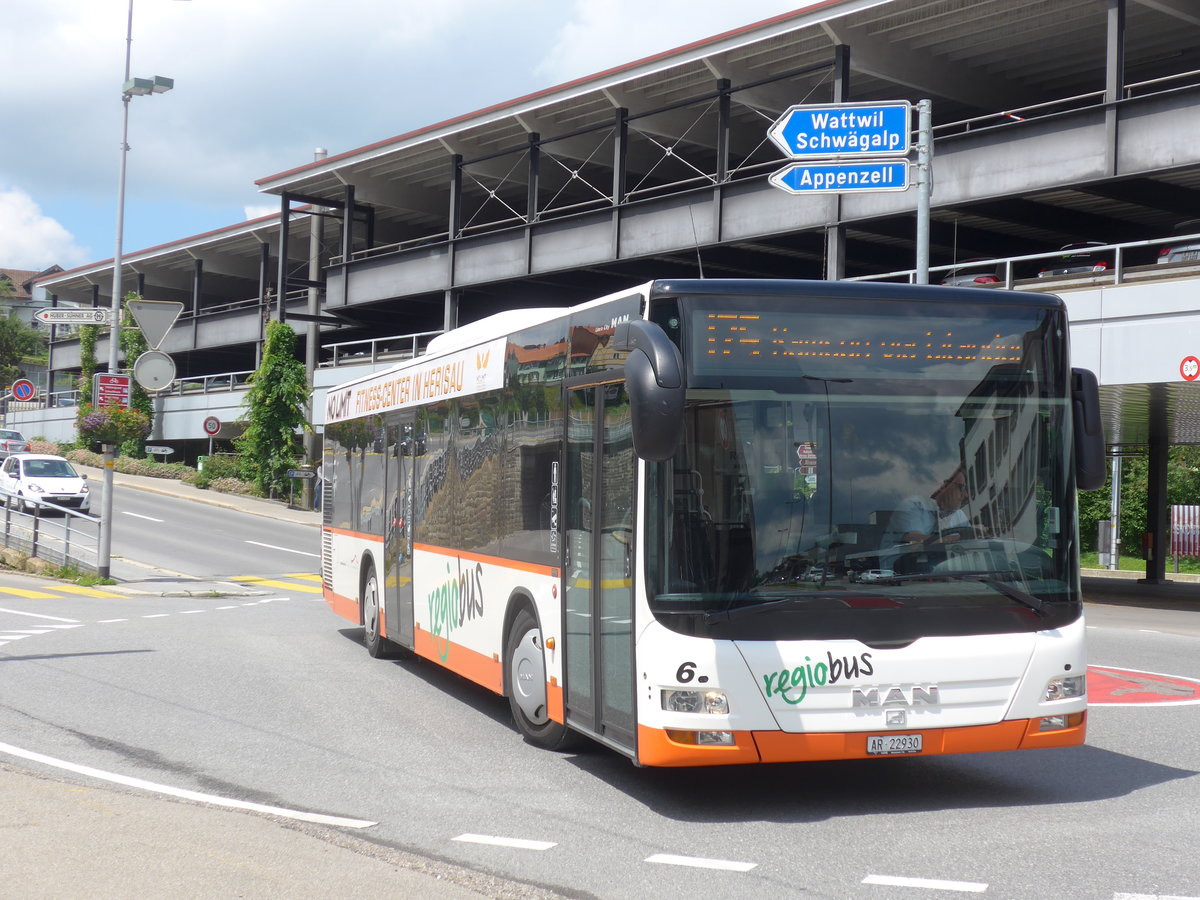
[126,299,184,350]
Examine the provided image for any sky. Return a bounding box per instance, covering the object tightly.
[1,0,811,274]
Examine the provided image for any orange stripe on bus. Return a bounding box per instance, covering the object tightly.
[413,624,503,694]
[413,543,559,578]
[323,526,385,542]
[636,714,1086,767]
[547,678,564,724]
[324,587,360,623]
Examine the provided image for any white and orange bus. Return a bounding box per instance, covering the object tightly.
[320,279,1105,766]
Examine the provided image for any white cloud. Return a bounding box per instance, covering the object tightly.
[536,0,806,83]
[244,205,279,222]
[0,188,90,271]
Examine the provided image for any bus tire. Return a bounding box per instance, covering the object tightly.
[505,607,573,751]
[361,562,396,659]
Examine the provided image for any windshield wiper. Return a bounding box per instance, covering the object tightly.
[887,570,1047,615]
[704,595,825,624]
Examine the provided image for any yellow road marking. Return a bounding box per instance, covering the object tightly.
[0,588,59,599]
[46,585,124,598]
[230,576,322,593]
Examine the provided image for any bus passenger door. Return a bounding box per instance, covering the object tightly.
[564,384,636,752]
[384,418,416,648]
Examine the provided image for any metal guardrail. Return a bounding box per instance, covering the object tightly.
[321,329,443,368]
[0,488,100,574]
[848,231,1200,290]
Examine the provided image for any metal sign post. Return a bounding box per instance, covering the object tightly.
[767,98,932,280]
[914,99,933,284]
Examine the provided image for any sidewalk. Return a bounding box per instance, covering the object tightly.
[0,762,547,900]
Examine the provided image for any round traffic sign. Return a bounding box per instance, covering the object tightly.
[203,415,221,436]
[133,350,176,392]
[1180,356,1200,381]
[10,379,35,402]
[1087,665,1200,706]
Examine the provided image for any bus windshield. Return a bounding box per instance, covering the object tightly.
[645,293,1080,644]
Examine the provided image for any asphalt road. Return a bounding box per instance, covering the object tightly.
[105,484,320,579]
[1,572,1197,900]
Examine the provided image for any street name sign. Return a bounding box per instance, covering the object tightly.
[768,101,912,160]
[93,373,132,409]
[35,307,112,325]
[769,161,910,195]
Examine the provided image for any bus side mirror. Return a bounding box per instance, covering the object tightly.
[614,320,685,461]
[1071,367,1106,491]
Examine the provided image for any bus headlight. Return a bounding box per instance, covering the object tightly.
[662,688,729,715]
[1043,674,1085,702]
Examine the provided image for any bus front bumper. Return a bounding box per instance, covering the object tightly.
[635,712,1086,767]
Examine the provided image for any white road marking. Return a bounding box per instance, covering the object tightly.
[141,614,170,619]
[645,853,757,872]
[0,740,377,829]
[1115,894,1200,899]
[97,619,128,623]
[123,511,164,522]
[216,606,238,610]
[0,607,79,623]
[863,875,987,892]
[2,629,54,635]
[245,540,320,558]
[180,610,206,615]
[452,834,556,851]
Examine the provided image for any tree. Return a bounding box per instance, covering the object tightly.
[79,324,98,405]
[0,313,46,387]
[236,320,309,496]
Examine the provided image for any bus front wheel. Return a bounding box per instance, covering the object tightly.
[361,563,395,659]
[505,607,573,750]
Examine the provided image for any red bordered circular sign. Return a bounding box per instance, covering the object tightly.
[10,379,35,402]
[1181,356,1200,381]
[1087,665,1200,706]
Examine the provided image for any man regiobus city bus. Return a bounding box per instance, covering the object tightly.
[320,279,1105,767]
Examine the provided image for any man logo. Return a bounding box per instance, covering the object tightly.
[852,685,940,708]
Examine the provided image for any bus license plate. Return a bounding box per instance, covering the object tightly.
[867,734,922,755]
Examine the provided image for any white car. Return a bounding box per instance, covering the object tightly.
[1157,220,1200,265]
[0,453,91,514]
[859,568,896,584]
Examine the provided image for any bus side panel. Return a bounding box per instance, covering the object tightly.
[411,544,561,700]
[322,526,384,624]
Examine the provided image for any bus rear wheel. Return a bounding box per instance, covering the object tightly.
[505,607,573,750]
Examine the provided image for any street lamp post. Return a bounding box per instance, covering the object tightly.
[98,0,176,579]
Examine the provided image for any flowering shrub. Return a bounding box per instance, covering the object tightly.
[76,403,151,447]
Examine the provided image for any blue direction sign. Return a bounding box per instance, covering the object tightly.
[769,161,910,195]
[768,101,911,159]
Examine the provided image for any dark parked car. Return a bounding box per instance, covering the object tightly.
[1037,242,1111,277]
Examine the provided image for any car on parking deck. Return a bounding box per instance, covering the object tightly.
[1037,242,1111,277]
[939,260,1001,287]
[0,453,91,514]
[0,429,30,459]
[1157,220,1200,265]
